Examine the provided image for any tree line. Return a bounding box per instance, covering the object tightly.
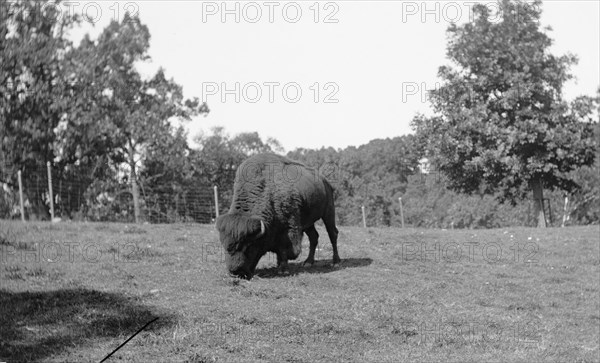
[1,1,597,227]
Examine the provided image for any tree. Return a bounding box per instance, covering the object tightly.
[411,0,597,227]
[65,14,208,223]
[567,118,600,224]
[231,132,284,156]
[0,0,80,218]
[140,126,195,222]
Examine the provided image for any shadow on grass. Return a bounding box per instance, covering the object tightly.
[255,257,373,278]
[0,288,175,362]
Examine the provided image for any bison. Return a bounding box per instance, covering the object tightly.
[216,153,341,279]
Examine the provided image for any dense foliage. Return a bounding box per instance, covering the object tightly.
[286,130,599,228]
[411,0,598,227]
[1,1,597,226]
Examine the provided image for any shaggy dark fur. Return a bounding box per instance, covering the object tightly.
[216,153,340,279]
[215,214,262,253]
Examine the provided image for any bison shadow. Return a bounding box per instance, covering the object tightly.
[0,288,175,362]
[254,257,373,278]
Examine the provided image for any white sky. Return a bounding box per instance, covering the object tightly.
[67,1,600,152]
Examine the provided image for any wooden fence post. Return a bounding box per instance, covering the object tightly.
[47,162,55,221]
[562,195,569,227]
[18,170,25,222]
[214,185,219,220]
[361,205,366,228]
[398,197,405,228]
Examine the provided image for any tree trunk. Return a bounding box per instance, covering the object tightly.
[128,142,141,224]
[531,177,547,228]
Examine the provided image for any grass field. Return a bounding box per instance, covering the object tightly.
[0,220,598,362]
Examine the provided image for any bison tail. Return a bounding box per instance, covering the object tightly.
[323,178,338,200]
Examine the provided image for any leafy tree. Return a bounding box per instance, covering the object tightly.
[64,14,208,222]
[411,0,597,227]
[567,119,600,224]
[140,126,196,222]
[231,132,284,156]
[0,0,80,218]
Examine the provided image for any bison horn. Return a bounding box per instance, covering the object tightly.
[258,220,266,238]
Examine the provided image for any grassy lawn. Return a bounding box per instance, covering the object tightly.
[0,220,598,362]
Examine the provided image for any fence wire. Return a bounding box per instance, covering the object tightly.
[0,161,574,227]
[0,161,229,224]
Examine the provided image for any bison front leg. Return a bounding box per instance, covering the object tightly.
[277,226,303,274]
[276,249,289,274]
[303,225,319,266]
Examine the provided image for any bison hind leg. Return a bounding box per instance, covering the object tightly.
[303,225,319,266]
[323,210,341,266]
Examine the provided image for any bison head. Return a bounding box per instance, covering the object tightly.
[216,213,266,279]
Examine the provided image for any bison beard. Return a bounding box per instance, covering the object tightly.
[216,153,341,279]
[216,214,265,278]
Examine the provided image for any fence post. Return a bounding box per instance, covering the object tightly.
[47,161,55,221]
[545,198,552,226]
[18,170,25,222]
[361,205,366,228]
[562,195,569,227]
[213,185,219,220]
[398,197,405,228]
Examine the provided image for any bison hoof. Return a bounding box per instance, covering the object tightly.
[303,258,315,266]
[277,264,290,275]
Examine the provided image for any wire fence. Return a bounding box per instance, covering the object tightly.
[0,161,227,224]
[0,161,573,227]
